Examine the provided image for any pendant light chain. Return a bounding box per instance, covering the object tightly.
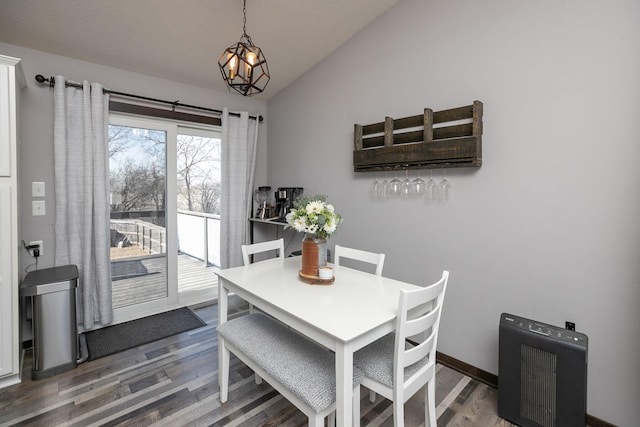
[241,0,253,45]
[243,0,247,36]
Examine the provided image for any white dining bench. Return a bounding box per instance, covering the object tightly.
[217,313,362,427]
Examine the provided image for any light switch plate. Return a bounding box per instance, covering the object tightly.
[32,181,45,197]
[32,200,46,216]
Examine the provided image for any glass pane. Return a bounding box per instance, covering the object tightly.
[109,124,167,309]
[176,131,221,297]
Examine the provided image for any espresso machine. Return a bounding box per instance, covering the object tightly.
[254,186,273,219]
[274,187,303,220]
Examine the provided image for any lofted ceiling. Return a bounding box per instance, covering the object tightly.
[0,0,401,100]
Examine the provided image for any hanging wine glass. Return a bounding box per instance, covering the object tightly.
[389,168,402,196]
[426,170,438,202]
[401,168,412,196]
[412,168,425,196]
[439,169,451,201]
[371,171,380,198]
[381,171,390,198]
[376,170,386,198]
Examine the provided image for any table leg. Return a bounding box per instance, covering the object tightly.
[218,278,228,325]
[336,343,354,427]
[217,279,229,395]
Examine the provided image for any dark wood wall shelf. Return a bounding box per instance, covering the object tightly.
[353,100,483,172]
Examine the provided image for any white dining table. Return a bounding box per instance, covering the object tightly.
[216,256,421,427]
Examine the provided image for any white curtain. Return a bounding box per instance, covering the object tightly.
[54,76,112,329]
[220,109,259,268]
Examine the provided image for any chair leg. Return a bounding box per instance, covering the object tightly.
[219,341,230,402]
[255,373,263,384]
[393,399,404,427]
[249,303,255,314]
[369,389,376,403]
[425,379,437,427]
[328,411,336,427]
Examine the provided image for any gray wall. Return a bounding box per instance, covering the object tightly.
[0,42,267,274]
[266,0,639,425]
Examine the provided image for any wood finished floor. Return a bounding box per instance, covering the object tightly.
[0,302,515,427]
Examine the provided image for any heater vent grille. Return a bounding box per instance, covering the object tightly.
[521,344,557,427]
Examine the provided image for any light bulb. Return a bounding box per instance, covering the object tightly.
[228,53,237,79]
[245,51,257,77]
[246,51,257,65]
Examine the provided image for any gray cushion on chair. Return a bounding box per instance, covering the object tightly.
[217,313,363,413]
[353,333,429,388]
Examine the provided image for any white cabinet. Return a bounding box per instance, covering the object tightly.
[0,185,15,378]
[0,63,12,177]
[0,55,24,387]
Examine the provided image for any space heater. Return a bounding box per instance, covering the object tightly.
[498,313,588,427]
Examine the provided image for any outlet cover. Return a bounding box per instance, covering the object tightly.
[29,240,43,256]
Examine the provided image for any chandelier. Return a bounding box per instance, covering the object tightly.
[218,0,270,96]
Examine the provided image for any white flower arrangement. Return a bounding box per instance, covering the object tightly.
[285,195,342,240]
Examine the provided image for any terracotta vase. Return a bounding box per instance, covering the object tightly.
[300,235,327,276]
[301,235,319,276]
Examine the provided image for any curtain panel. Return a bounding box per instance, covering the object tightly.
[53,76,112,329]
[220,109,259,268]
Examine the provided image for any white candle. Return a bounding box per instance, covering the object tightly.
[318,266,334,280]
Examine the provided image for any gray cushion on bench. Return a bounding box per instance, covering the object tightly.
[217,313,363,413]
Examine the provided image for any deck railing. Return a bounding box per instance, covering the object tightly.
[177,210,221,267]
[110,219,166,255]
[110,210,221,267]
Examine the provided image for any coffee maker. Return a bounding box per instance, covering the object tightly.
[274,187,303,220]
[253,186,273,219]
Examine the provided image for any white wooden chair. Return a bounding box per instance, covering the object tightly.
[239,238,286,386]
[241,238,285,314]
[241,238,285,266]
[353,270,449,427]
[334,244,385,276]
[334,244,386,401]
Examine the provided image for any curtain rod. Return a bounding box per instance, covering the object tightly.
[34,74,263,122]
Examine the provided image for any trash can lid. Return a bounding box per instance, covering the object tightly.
[21,265,79,296]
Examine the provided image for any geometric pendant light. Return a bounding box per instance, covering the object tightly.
[218,0,270,96]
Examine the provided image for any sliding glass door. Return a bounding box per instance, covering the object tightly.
[108,115,177,322]
[176,127,221,304]
[108,114,221,322]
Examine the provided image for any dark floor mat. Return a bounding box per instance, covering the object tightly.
[84,307,207,360]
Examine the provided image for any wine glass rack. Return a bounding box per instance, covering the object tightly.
[353,100,483,172]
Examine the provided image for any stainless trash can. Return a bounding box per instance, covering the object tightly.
[21,265,79,380]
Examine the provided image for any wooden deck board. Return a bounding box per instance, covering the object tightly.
[112,254,218,309]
